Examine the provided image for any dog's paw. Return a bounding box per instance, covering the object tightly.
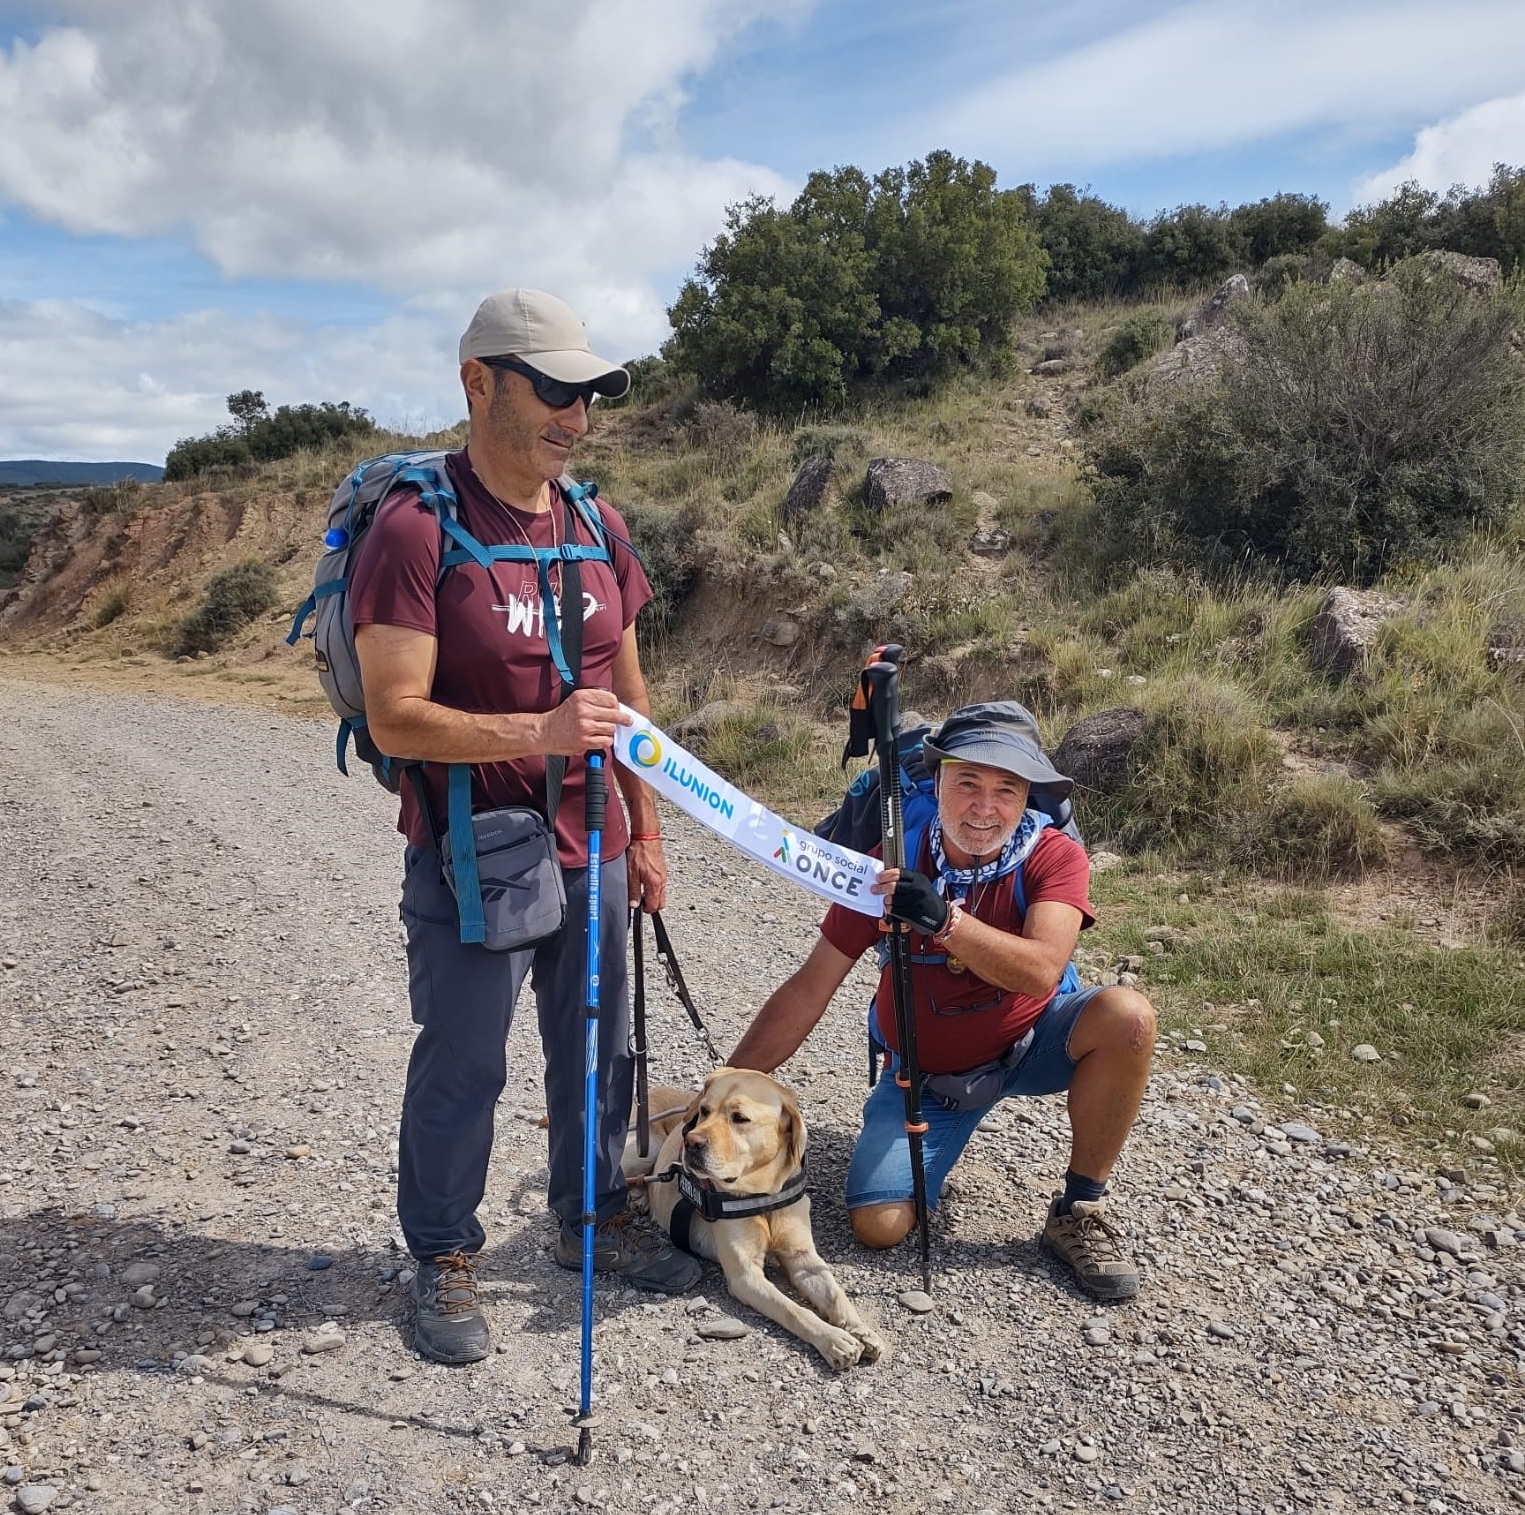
[815,1326,866,1372]
[851,1325,888,1364]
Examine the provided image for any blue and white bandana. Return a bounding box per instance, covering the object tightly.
[928,807,1045,902]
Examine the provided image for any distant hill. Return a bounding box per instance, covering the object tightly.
[0,460,163,487]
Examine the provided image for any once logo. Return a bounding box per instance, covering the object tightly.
[629,731,662,769]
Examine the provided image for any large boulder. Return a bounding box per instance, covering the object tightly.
[1178,274,1250,340]
[673,701,748,745]
[1328,257,1367,286]
[1053,708,1148,796]
[1141,321,1245,393]
[1417,249,1501,293]
[1308,587,1409,677]
[862,458,954,514]
[782,456,835,521]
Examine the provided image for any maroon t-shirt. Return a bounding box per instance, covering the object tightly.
[347,450,651,865]
[819,827,1095,1073]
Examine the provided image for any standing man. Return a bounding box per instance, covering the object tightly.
[350,288,700,1366]
[730,702,1157,1301]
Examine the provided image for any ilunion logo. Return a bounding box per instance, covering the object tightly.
[629,731,663,769]
[773,831,792,865]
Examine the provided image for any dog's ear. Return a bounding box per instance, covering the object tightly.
[778,1085,807,1169]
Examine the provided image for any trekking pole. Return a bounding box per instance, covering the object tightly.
[574,752,606,1468]
[859,649,933,1295]
[631,906,651,1160]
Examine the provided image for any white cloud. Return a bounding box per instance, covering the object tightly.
[0,1,803,456]
[0,297,468,462]
[926,0,1525,180]
[1353,93,1525,204]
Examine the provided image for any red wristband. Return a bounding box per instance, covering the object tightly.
[630,832,662,843]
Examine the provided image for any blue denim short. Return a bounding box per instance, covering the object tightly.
[845,986,1105,1210]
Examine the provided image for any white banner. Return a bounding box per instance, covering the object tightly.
[613,705,885,918]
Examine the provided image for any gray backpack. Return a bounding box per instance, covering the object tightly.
[285,448,610,789]
[286,449,618,946]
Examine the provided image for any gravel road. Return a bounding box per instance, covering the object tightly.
[1,678,1523,1515]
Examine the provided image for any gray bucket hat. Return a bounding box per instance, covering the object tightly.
[922,701,1073,803]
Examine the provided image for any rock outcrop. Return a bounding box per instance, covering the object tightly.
[782,457,835,521]
[1417,249,1502,292]
[1308,587,1409,678]
[1054,707,1149,795]
[862,458,954,513]
[1178,273,1251,340]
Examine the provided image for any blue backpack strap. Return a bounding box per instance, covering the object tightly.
[446,763,486,945]
[1012,827,1084,994]
[438,514,494,571]
[335,716,363,777]
[286,592,317,645]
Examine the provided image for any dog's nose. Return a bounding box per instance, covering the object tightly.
[685,1131,708,1151]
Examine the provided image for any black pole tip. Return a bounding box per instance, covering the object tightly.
[575,1426,593,1465]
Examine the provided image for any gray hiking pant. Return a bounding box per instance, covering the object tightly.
[395,844,632,1260]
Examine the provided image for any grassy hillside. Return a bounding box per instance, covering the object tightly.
[3,284,1523,1162]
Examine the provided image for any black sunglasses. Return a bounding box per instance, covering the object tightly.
[479,355,600,411]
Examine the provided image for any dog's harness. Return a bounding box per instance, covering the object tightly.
[645,1110,809,1255]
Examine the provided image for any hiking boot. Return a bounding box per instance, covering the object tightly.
[554,1210,702,1295]
[1041,1195,1140,1302]
[411,1250,490,1364]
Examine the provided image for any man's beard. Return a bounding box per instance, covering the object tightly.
[940,813,1019,861]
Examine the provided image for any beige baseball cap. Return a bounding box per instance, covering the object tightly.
[458,288,630,398]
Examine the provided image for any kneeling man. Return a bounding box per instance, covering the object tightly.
[730,702,1156,1300]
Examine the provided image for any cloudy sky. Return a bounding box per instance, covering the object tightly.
[1,0,1523,463]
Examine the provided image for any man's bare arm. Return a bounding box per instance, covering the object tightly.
[354,622,625,763]
[729,936,858,1074]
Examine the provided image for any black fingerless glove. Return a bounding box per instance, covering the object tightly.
[886,870,949,935]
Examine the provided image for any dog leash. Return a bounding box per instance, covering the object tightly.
[650,909,722,1064]
[631,907,723,1158]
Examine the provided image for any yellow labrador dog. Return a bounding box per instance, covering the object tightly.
[629,1068,886,1371]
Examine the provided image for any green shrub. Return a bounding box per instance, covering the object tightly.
[1137,203,1239,286]
[1228,193,1329,264]
[1084,265,1525,583]
[603,355,683,411]
[164,431,252,481]
[1332,167,1525,274]
[80,480,147,517]
[665,150,1046,411]
[174,558,279,655]
[93,583,133,629]
[1254,253,1313,299]
[1097,309,1172,378]
[700,709,812,789]
[619,498,703,644]
[1025,183,1144,303]
[1248,774,1391,879]
[1373,757,1525,866]
[1078,676,1276,856]
[791,425,872,468]
[687,402,759,467]
[166,398,374,481]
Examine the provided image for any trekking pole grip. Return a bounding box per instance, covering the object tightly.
[585,751,606,833]
[860,644,904,755]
